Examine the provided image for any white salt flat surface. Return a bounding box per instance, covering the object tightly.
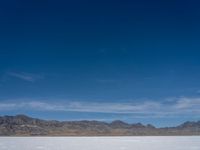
[0,136,199,150]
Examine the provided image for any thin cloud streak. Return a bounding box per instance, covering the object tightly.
[7,72,44,82]
[0,97,200,118]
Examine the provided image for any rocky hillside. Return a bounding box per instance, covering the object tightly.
[0,115,199,136]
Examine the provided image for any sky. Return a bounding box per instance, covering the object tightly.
[0,0,200,127]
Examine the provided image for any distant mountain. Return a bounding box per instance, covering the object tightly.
[0,115,199,136]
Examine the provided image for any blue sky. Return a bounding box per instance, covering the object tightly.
[0,0,200,127]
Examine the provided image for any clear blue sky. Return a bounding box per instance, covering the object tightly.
[0,0,200,127]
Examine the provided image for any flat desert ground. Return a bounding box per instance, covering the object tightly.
[0,136,199,150]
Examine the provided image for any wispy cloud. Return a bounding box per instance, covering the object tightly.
[7,72,44,82]
[0,97,200,118]
[0,100,161,114]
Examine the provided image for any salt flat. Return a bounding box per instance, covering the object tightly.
[0,136,199,150]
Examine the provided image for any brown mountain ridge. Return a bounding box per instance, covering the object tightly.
[0,115,200,136]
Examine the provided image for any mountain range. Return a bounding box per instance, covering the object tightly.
[0,115,200,136]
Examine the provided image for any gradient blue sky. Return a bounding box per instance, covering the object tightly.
[0,0,200,127]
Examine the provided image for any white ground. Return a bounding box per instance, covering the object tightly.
[0,136,199,150]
